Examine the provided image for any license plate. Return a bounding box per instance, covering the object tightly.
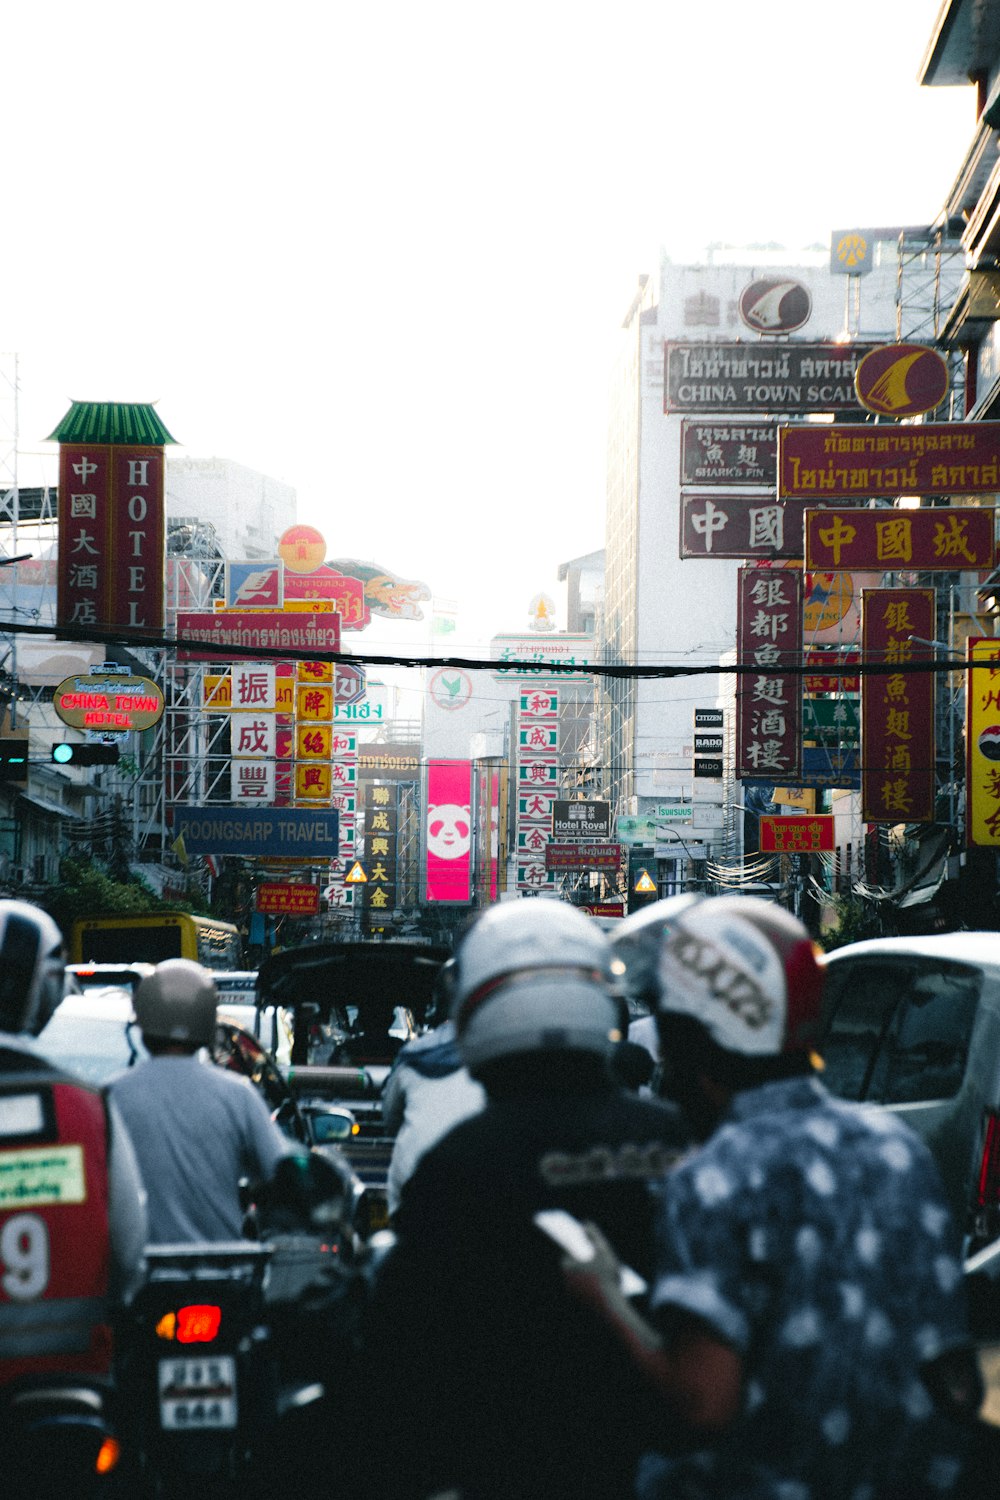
[158,1355,238,1430]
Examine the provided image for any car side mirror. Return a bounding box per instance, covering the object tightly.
[309,1106,357,1144]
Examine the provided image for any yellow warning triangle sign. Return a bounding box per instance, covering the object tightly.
[344,860,368,884]
[634,868,656,894]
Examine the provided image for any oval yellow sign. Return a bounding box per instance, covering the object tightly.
[53,673,165,733]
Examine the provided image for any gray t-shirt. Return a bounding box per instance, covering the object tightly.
[110,1055,291,1243]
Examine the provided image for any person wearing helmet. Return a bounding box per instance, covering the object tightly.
[613,893,703,1092]
[109,958,291,1243]
[570,896,982,1500]
[0,900,147,1390]
[382,958,486,1220]
[363,900,694,1500]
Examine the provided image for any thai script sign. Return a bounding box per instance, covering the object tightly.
[736,568,803,780]
[804,508,995,572]
[255,882,320,915]
[759,815,835,853]
[58,444,165,631]
[357,746,421,780]
[177,611,341,660]
[54,671,163,732]
[779,422,1000,500]
[545,843,622,871]
[861,589,935,823]
[283,566,370,629]
[664,343,875,415]
[680,421,777,486]
[173,807,339,857]
[967,638,1000,845]
[491,634,594,679]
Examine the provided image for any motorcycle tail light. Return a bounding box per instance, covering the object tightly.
[176,1304,223,1344]
[95,1436,121,1475]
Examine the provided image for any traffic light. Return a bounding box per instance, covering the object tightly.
[51,743,120,767]
[0,738,29,784]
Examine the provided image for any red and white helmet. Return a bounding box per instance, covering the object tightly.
[656,896,823,1057]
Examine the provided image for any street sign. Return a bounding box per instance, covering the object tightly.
[344,860,368,884]
[334,663,367,706]
[633,869,656,894]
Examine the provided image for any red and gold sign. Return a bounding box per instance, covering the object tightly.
[294,763,333,801]
[297,661,334,684]
[295,724,333,760]
[57,444,165,631]
[804,650,860,694]
[854,344,949,418]
[759,815,834,852]
[861,589,935,824]
[544,843,623,870]
[966,639,1000,845]
[295,684,334,721]
[736,568,803,780]
[805,508,994,573]
[780,421,1000,501]
[255,882,320,916]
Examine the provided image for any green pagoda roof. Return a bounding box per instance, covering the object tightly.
[47,401,177,446]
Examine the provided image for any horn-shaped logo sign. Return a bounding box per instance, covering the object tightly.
[854,343,949,417]
[738,278,811,334]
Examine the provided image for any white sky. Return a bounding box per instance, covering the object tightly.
[3,0,977,651]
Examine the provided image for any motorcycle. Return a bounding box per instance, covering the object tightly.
[2,1372,123,1500]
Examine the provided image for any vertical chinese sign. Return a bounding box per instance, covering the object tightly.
[52,402,174,632]
[424,760,473,903]
[516,687,559,891]
[966,639,1000,845]
[736,568,803,781]
[861,590,935,824]
[364,783,398,931]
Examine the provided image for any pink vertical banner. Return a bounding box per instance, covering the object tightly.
[425,760,473,903]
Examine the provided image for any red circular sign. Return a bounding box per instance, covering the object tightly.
[854,343,949,418]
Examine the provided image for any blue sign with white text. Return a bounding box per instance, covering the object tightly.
[174,806,339,858]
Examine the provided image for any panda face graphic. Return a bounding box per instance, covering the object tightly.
[427,804,472,859]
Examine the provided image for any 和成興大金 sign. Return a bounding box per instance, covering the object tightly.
[54,672,164,732]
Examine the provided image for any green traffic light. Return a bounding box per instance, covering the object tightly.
[53,744,73,763]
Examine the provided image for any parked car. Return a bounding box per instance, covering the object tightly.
[819,932,1000,1254]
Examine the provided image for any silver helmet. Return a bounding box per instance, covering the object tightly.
[134,958,218,1048]
[0,901,66,1037]
[452,901,617,1074]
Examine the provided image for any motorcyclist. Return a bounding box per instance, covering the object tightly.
[382,957,486,1219]
[363,899,694,1500]
[108,958,292,1243]
[0,900,147,1387]
[562,896,985,1500]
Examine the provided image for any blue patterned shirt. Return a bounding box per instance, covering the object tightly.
[638,1075,971,1500]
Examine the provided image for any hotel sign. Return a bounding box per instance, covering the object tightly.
[664,343,875,415]
[804,508,995,572]
[779,421,1000,500]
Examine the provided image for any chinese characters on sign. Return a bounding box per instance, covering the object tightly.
[255,882,320,916]
[966,639,1000,846]
[861,590,935,824]
[363,783,398,929]
[680,494,869,561]
[736,568,803,781]
[57,445,165,631]
[759,816,835,853]
[679,421,778,486]
[805,509,995,573]
[516,685,559,890]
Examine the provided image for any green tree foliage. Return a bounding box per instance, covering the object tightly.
[818,893,885,953]
[40,858,192,942]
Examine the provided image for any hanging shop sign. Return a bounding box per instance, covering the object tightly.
[225,561,284,609]
[779,421,1000,501]
[759,815,835,853]
[804,508,995,573]
[545,843,622,871]
[173,807,339,858]
[679,494,869,561]
[664,342,876,415]
[176,611,341,661]
[54,671,164,732]
[861,588,935,824]
[680,421,778,487]
[854,344,949,418]
[967,638,1000,845]
[736,568,803,781]
[255,882,320,916]
[552,800,611,839]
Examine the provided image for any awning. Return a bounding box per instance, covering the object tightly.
[897,857,948,909]
[17,794,80,820]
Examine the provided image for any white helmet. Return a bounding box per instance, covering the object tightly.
[134,959,218,1048]
[611,894,703,1008]
[0,901,66,1037]
[452,901,618,1074]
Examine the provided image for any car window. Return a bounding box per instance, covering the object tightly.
[820,957,981,1106]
